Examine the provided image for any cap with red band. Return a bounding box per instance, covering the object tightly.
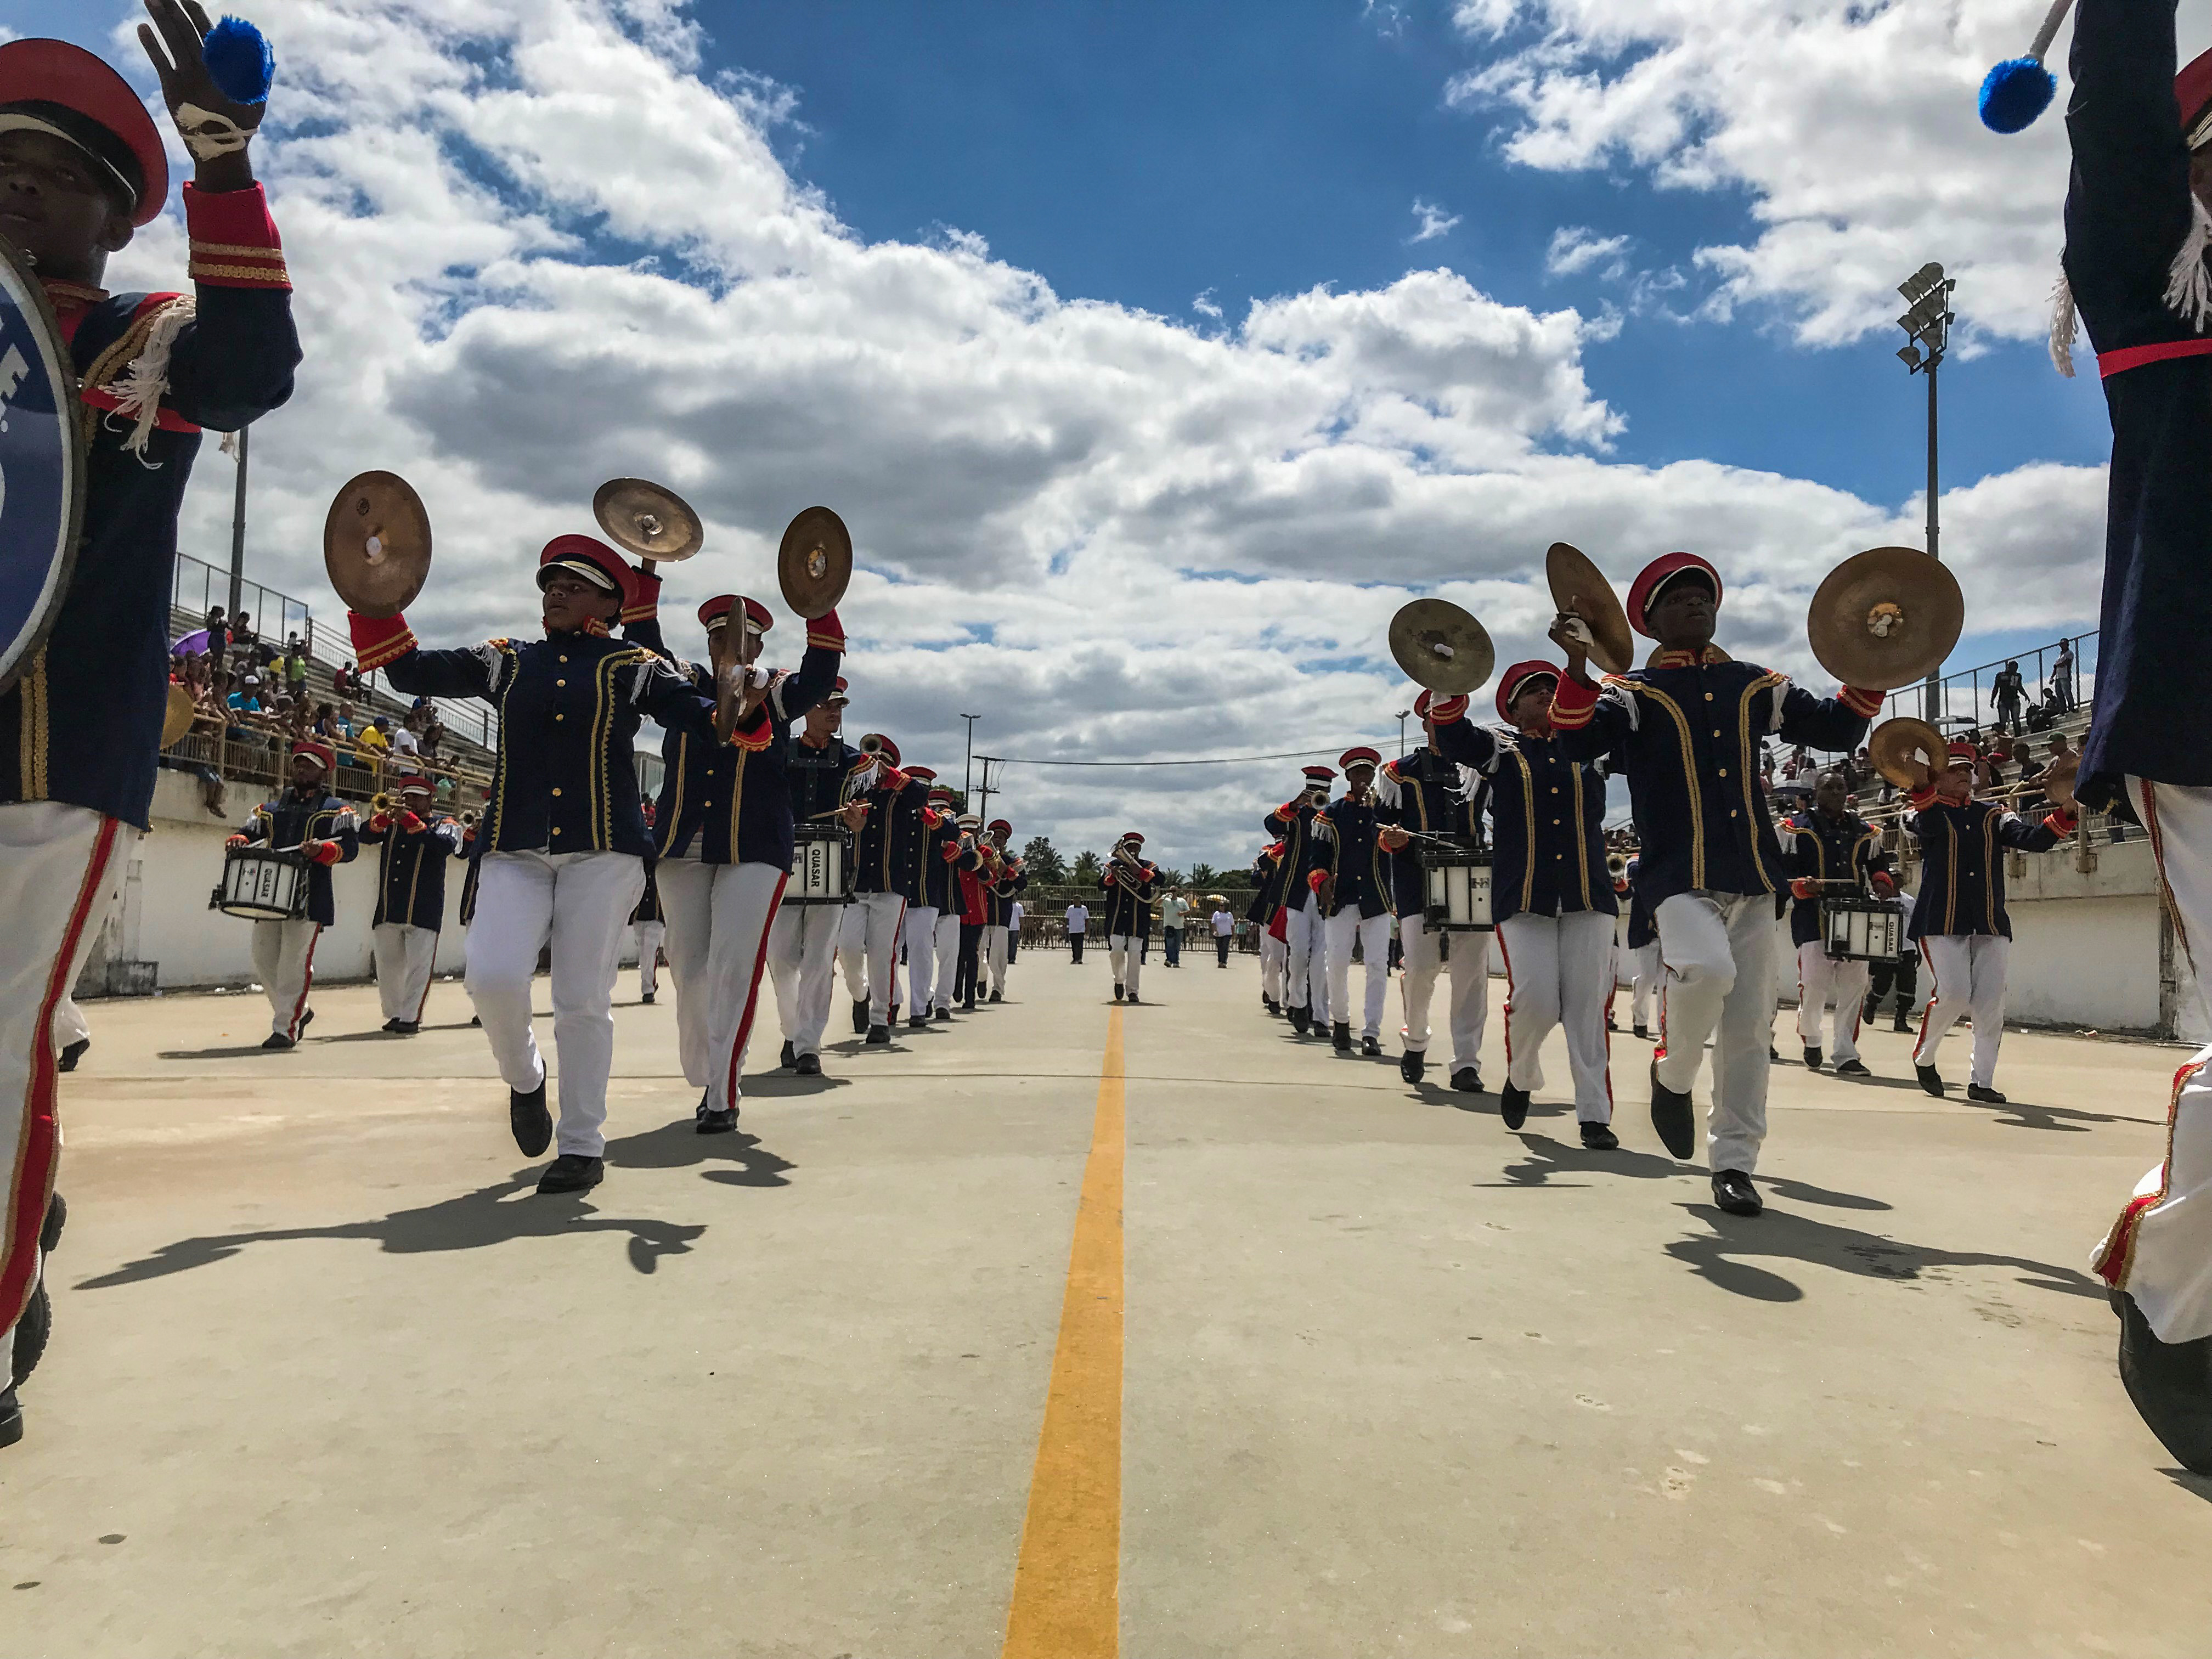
[1339,745,1381,771]
[1626,552,1723,638]
[291,740,335,774]
[537,536,633,603]
[396,774,432,796]
[1495,659,1562,721]
[0,39,169,225]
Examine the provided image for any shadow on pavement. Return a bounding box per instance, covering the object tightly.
[74,1176,709,1290]
[2160,1470,2212,1506]
[1666,1203,2105,1306]
[603,1119,796,1188]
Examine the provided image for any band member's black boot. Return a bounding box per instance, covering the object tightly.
[696,1090,738,1135]
[1712,1169,1762,1216]
[1451,1066,1481,1093]
[0,1386,20,1451]
[866,1024,891,1046]
[1500,1083,1530,1131]
[1803,1046,1822,1070]
[1836,1058,1870,1077]
[1916,1064,1945,1097]
[1331,1021,1352,1052]
[1289,1006,1309,1036]
[1580,1121,1619,1150]
[1650,1061,1695,1159]
[536,1154,603,1194]
[510,1079,552,1158]
[1113,984,1125,1002]
[780,1041,795,1069]
[853,1000,870,1034]
[1400,1050,1425,1085]
[2116,1290,2212,1475]
[1361,1035,1381,1057]
[795,1053,822,1077]
[58,1039,89,1073]
[1967,1083,2007,1104]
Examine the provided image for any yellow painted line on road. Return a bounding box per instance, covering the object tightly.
[1001,1003,1125,1659]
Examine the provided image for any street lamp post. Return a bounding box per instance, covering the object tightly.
[1896,261,1954,726]
[959,713,981,803]
[226,421,252,618]
[1396,709,1410,758]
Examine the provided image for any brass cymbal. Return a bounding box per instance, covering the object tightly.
[1869,716,1946,789]
[1389,598,1494,696]
[778,505,853,620]
[324,471,432,619]
[1545,541,1634,676]
[1807,546,1963,691]
[592,477,703,563]
[161,681,195,748]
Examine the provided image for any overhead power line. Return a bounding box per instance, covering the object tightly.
[975,746,1352,769]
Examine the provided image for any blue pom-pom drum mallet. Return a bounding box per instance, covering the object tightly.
[1980,0,2078,133]
[200,14,274,105]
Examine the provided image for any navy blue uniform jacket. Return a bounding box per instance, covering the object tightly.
[1264,802,1335,912]
[1377,745,1486,918]
[1101,860,1159,938]
[1430,718,1616,926]
[1906,798,2066,941]
[234,788,359,927]
[1781,810,1891,947]
[2,185,300,830]
[1318,794,1395,919]
[359,812,465,930]
[1550,652,1879,911]
[853,769,933,901]
[2067,0,2212,797]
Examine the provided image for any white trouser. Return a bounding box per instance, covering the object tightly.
[465,849,645,1157]
[251,917,323,1041]
[1284,890,1330,1022]
[985,923,1009,995]
[0,804,126,1385]
[851,891,906,1025]
[1795,940,1869,1062]
[658,858,788,1111]
[1628,942,1662,1031]
[634,919,664,998]
[50,993,89,1053]
[836,901,870,1007]
[1654,890,1776,1175]
[1260,929,1286,1002]
[1109,933,1145,996]
[900,905,941,1017]
[373,922,438,1023]
[1325,908,1392,1039]
[932,912,961,1012]
[1398,916,1489,1069]
[1911,933,2008,1087]
[768,901,845,1058]
[2096,779,2212,1340]
[1497,910,1615,1122]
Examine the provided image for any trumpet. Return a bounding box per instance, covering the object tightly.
[461,810,478,828]
[370,791,393,815]
[1606,852,1629,879]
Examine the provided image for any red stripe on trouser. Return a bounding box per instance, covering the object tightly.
[2,816,120,1333]
[287,925,322,1039]
[725,874,790,1104]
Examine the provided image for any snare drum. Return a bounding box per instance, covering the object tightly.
[1821,896,1901,962]
[212,846,311,921]
[787,823,854,905]
[1421,847,1494,932]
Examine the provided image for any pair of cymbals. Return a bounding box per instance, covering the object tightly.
[1868,716,1946,788]
[1545,542,1634,676]
[1389,599,1496,695]
[1808,546,1963,691]
[597,481,851,620]
[324,471,433,619]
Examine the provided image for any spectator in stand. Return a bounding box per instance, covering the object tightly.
[2050,638,2076,714]
[420,716,445,770]
[282,639,309,699]
[1760,747,1777,788]
[332,701,358,748]
[204,603,228,671]
[226,677,263,719]
[356,715,391,774]
[433,774,456,810]
[391,711,422,762]
[1992,660,2027,736]
[229,611,258,666]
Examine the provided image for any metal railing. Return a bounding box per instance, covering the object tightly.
[171,552,313,648]
[1878,632,2096,732]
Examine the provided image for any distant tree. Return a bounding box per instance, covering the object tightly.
[1021,835,1066,882]
[1071,849,1103,883]
[1187,861,1220,890]
[1152,865,1186,888]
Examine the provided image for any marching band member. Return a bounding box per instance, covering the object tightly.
[1267,767,1338,1035]
[768,678,858,1075]
[1319,747,1405,1056]
[1549,553,1881,1212]
[1901,741,2070,1103]
[638,593,844,1129]
[631,856,664,1006]
[848,737,930,1044]
[1624,853,1661,1041]
[917,787,968,1022]
[358,772,463,1035]
[1378,691,1489,1090]
[951,814,990,1010]
[1431,663,1617,1144]
[0,19,300,1442]
[1248,842,1290,1014]
[2057,0,2212,1473]
[1781,768,1894,1075]
[981,821,1026,1001]
[226,741,358,1049]
[1101,833,1160,1004]
[348,536,707,1192]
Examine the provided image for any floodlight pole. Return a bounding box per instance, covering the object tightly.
[1897,263,1953,728]
[1923,354,1941,726]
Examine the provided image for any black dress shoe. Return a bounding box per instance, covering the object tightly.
[1862,997,1881,1025]
[696,1102,739,1135]
[471,1014,482,1028]
[1114,984,1125,1002]
[1916,1064,1945,1097]
[935,1006,954,1022]
[40,1193,65,1255]
[1289,1007,1310,1036]
[1124,994,1141,1006]
[390,1020,420,1036]
[1400,1050,1425,1085]
[300,1009,314,1034]
[794,1053,821,1077]
[535,1153,603,1194]
[1332,1021,1353,1052]
[1803,1046,1822,1070]
[1712,1169,1763,1216]
[381,1017,402,1033]
[1451,1066,1482,1093]
[853,1000,870,1034]
[1580,1121,1620,1150]
[2116,1290,2212,1475]
[1967,1082,2008,1104]
[1361,1035,1381,1057]
[510,1079,552,1157]
[1650,1062,1695,1159]
[989,989,1002,1002]
[11,1282,49,1387]
[781,1040,795,1069]
[909,1013,929,1032]
[866,1024,891,1045]
[1500,1083,1531,1130]
[0,1385,20,1449]
[1893,1014,1912,1033]
[1632,1024,1651,1040]
[963,996,978,1012]
[1835,1059,1871,1077]
[260,1032,294,1051]
[641,991,655,1005]
[58,1037,88,1073]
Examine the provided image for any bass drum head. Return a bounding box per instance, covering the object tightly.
[0,237,88,696]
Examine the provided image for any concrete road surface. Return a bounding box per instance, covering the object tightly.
[3,946,2208,1657]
